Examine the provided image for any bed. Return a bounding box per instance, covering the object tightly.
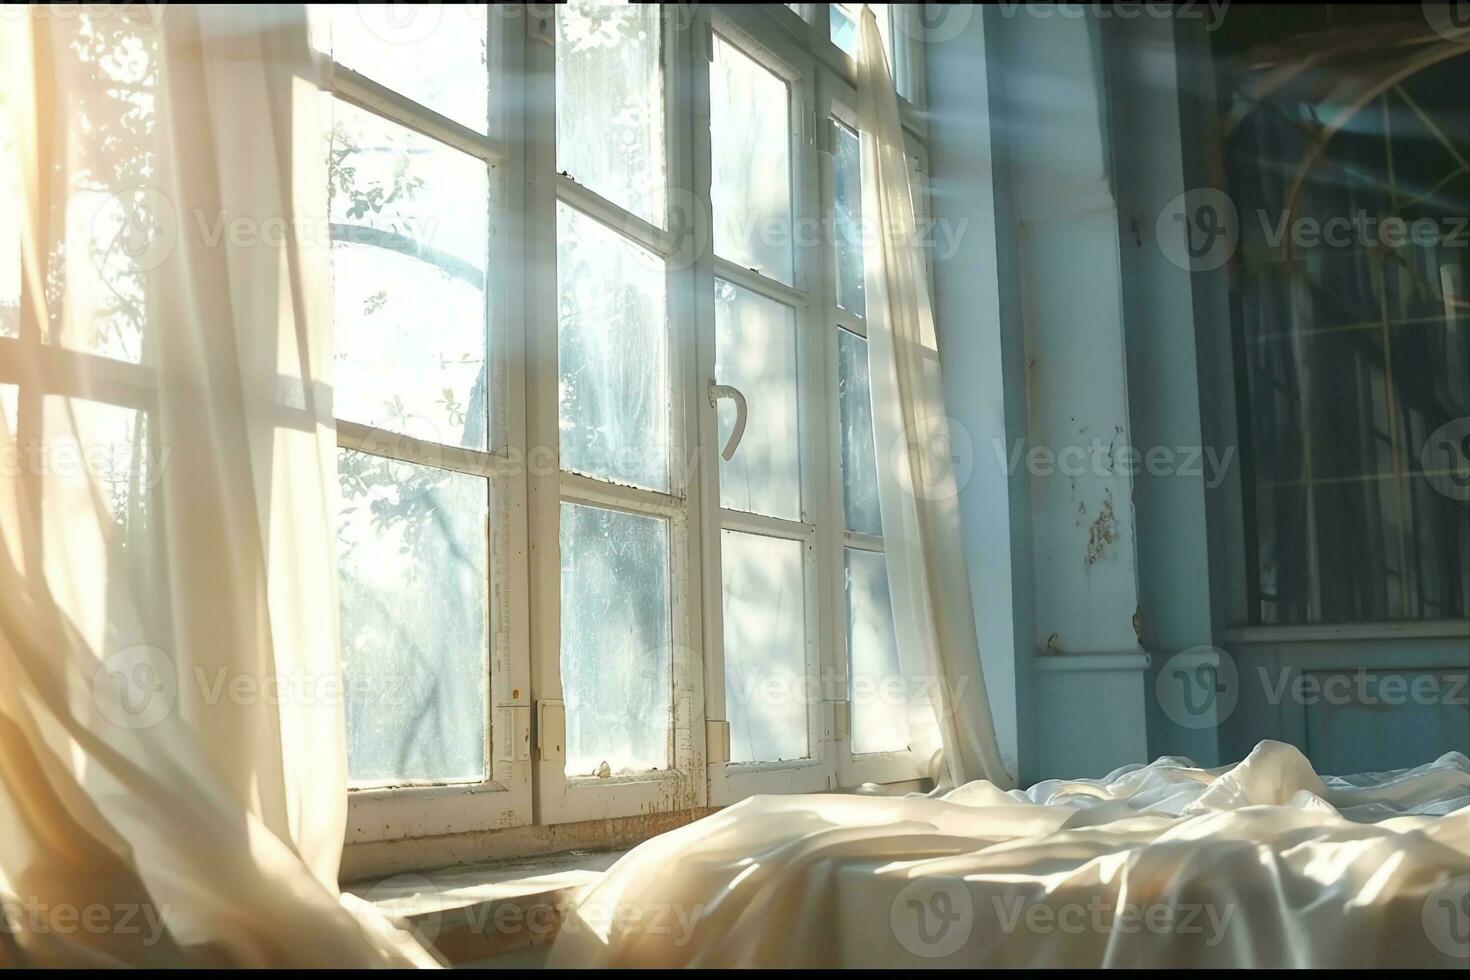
[547,740,1470,968]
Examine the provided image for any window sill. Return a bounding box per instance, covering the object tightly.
[1221,620,1470,644]
[347,849,626,965]
[343,781,934,963]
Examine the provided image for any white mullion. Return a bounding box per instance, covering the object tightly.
[554,174,678,258]
[790,38,837,790]
[712,255,809,311]
[664,0,709,812]
[486,3,534,824]
[524,0,567,826]
[843,529,884,553]
[814,63,855,789]
[0,339,156,412]
[560,470,681,521]
[719,507,815,542]
[335,419,501,478]
[690,1,729,791]
[331,64,505,165]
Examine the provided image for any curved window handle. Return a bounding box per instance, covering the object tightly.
[708,382,747,462]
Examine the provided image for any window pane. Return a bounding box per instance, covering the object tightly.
[710,36,793,285]
[557,202,670,491]
[722,530,808,763]
[319,4,488,133]
[830,3,896,83]
[330,101,490,451]
[560,501,672,777]
[838,329,882,535]
[845,548,910,755]
[715,280,801,521]
[1227,52,1469,623]
[833,121,865,316]
[556,0,665,227]
[42,396,152,533]
[337,450,488,785]
[50,18,158,364]
[829,3,857,55]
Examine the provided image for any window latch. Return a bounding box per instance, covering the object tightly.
[536,700,565,762]
[708,383,747,462]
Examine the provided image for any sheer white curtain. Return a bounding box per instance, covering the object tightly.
[855,6,1012,789]
[0,5,431,966]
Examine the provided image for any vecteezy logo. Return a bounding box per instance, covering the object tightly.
[891,876,972,959]
[1423,2,1470,42]
[1156,645,1238,729]
[358,873,443,947]
[357,1,443,45]
[1421,417,1470,501]
[92,645,177,730]
[1423,875,1470,960]
[90,187,178,273]
[891,416,974,501]
[895,4,974,45]
[1156,188,1239,272]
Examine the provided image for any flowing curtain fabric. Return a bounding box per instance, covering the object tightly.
[854,7,1012,790]
[0,5,430,966]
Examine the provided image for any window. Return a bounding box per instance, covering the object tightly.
[0,18,162,609]
[830,106,916,782]
[314,2,933,850]
[1223,41,1469,625]
[320,3,529,834]
[828,3,909,100]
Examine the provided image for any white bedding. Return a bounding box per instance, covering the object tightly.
[548,741,1470,968]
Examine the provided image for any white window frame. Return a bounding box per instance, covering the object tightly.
[525,3,709,826]
[330,2,935,847]
[822,77,927,789]
[328,9,533,844]
[699,7,837,805]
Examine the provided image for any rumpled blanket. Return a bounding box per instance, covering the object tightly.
[548,740,1470,968]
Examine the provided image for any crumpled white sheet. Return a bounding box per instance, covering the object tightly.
[548,741,1470,968]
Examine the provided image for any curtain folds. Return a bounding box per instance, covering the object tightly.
[854,7,1013,790]
[0,5,432,966]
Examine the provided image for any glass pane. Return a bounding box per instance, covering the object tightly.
[337,450,488,785]
[838,329,882,535]
[721,530,808,763]
[319,4,488,133]
[1226,50,1469,624]
[830,3,895,70]
[42,396,151,532]
[715,280,801,521]
[556,0,665,227]
[829,3,857,55]
[710,36,793,285]
[560,501,672,777]
[845,548,910,755]
[330,101,490,451]
[51,17,158,364]
[833,121,865,316]
[557,202,670,491]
